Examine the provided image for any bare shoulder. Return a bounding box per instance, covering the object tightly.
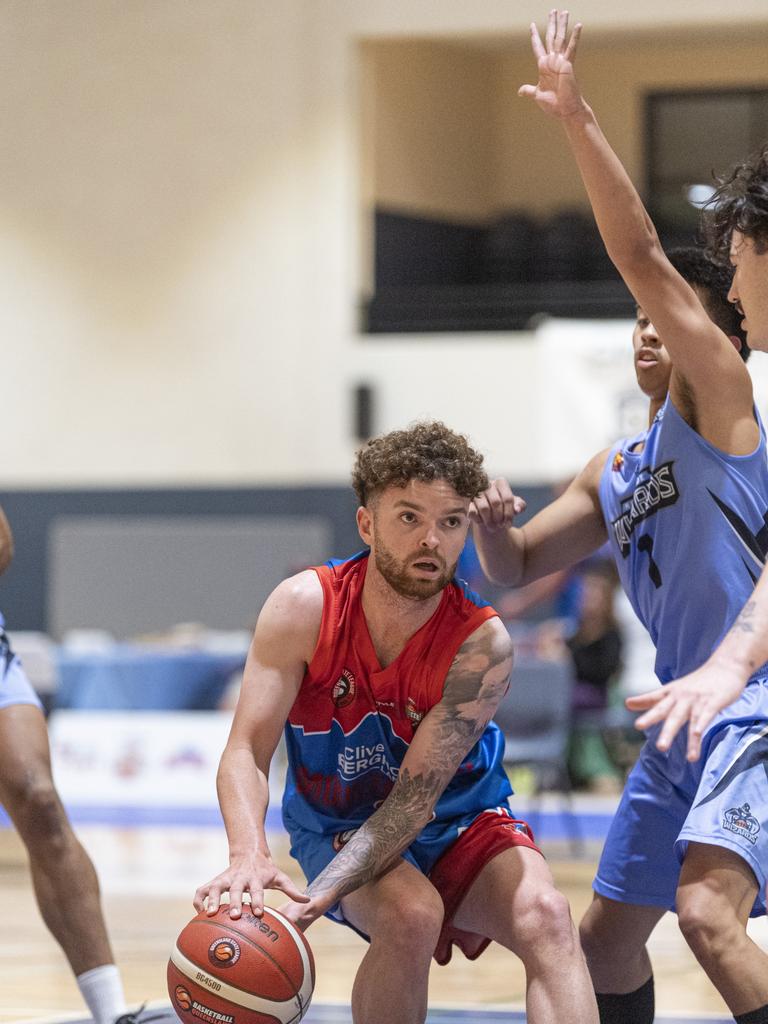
[569,447,611,506]
[461,615,514,662]
[443,616,514,708]
[255,569,323,659]
[582,447,612,484]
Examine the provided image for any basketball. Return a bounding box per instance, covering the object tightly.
[168,905,315,1024]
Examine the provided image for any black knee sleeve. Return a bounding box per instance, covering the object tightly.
[596,976,654,1024]
[735,1006,768,1024]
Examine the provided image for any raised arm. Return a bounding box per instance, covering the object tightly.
[0,507,14,576]
[194,570,322,918]
[519,11,754,445]
[280,616,514,928]
[470,449,608,587]
[627,566,768,760]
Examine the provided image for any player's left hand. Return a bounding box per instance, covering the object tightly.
[625,659,749,761]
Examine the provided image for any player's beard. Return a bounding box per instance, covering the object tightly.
[372,540,455,600]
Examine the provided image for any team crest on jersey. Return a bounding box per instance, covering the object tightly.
[612,452,624,472]
[611,460,680,556]
[723,802,760,844]
[332,668,356,708]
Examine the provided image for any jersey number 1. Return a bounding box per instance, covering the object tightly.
[637,535,663,589]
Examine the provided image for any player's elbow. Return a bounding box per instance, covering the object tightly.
[485,564,520,588]
[605,223,661,275]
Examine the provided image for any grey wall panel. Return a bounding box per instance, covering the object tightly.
[49,516,331,640]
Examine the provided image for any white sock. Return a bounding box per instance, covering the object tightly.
[76,964,127,1024]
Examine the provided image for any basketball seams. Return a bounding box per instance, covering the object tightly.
[170,907,313,1022]
[170,944,298,1019]
[183,914,301,997]
[266,908,315,1011]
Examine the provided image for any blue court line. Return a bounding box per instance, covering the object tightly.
[26,1004,730,1024]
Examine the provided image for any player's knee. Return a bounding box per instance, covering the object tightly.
[677,887,739,964]
[372,888,444,957]
[515,886,574,954]
[10,777,69,849]
[579,905,627,966]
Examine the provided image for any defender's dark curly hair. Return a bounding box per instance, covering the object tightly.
[352,421,488,506]
[703,145,768,266]
[666,246,749,362]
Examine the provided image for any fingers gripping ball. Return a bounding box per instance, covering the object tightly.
[168,905,315,1024]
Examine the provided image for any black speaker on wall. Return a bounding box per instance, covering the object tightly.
[353,383,375,442]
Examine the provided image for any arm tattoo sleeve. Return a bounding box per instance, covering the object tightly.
[305,624,513,905]
[732,600,756,635]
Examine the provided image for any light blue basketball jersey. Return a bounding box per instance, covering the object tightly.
[599,396,768,684]
[0,611,42,710]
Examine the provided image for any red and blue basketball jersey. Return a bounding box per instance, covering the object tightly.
[282,551,513,854]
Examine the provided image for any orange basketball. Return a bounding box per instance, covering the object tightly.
[168,905,315,1024]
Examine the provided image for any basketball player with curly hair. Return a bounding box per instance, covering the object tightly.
[195,420,598,1024]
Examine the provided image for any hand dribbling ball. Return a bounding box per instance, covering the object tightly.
[168,905,315,1024]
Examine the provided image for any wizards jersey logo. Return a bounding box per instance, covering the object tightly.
[611,461,679,556]
[722,803,760,845]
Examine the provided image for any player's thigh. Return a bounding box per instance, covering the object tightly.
[580,893,665,960]
[677,711,768,914]
[340,857,444,946]
[452,845,571,952]
[0,703,57,812]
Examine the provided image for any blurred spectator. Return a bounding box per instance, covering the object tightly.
[565,561,624,793]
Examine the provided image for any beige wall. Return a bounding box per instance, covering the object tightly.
[2,1,768,487]
[367,41,498,222]
[368,30,768,221]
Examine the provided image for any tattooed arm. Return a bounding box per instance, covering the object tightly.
[626,582,768,762]
[280,617,514,929]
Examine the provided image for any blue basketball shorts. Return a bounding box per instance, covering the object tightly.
[594,677,768,916]
[0,629,43,711]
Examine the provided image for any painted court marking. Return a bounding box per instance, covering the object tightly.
[12,1001,732,1024]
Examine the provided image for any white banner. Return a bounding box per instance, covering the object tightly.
[49,710,231,810]
[534,317,768,482]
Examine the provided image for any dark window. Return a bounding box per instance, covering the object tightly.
[647,88,768,237]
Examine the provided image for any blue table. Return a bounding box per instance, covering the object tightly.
[55,647,245,710]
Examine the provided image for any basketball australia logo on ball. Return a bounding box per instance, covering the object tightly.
[169,905,315,1024]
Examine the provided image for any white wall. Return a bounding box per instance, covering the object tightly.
[1,1,767,487]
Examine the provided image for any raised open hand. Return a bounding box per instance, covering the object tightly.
[626,659,748,762]
[518,9,584,120]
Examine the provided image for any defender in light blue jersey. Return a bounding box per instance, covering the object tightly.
[473,11,768,1024]
[0,507,133,1024]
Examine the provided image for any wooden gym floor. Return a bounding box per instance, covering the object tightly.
[1,816,765,1024]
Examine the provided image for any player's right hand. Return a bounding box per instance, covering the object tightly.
[470,478,526,531]
[518,9,585,121]
[194,853,310,919]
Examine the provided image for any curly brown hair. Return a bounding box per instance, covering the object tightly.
[352,421,489,506]
[703,144,768,265]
